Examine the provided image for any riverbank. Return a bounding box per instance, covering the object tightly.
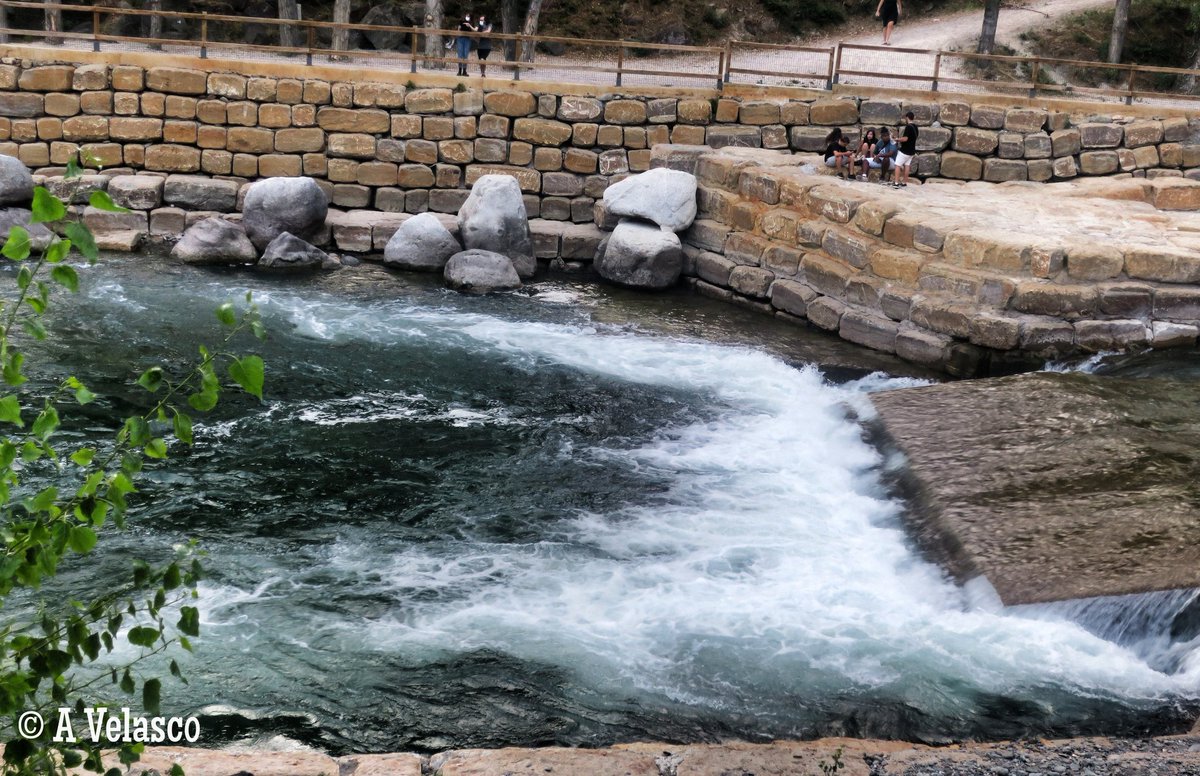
[119,731,1200,775]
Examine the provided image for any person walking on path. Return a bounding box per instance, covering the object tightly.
[892,112,918,188]
[455,13,476,77]
[876,0,901,45]
[476,14,493,76]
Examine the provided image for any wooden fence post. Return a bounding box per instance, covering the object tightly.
[615,39,624,87]
[200,13,208,58]
[1126,65,1137,106]
[832,42,843,86]
[92,8,100,51]
[932,51,942,92]
[411,29,418,73]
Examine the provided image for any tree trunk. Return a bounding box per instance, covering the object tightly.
[424,0,444,68]
[332,0,350,54]
[1108,0,1130,64]
[278,0,300,48]
[977,0,1001,55]
[1184,44,1200,94]
[44,0,62,45]
[502,0,521,62]
[148,0,163,51]
[520,0,542,62]
[0,3,9,45]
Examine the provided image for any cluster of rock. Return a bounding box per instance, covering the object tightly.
[171,177,337,271]
[592,167,698,290]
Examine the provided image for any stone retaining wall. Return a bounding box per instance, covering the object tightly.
[670,146,1200,375]
[1,55,1199,220]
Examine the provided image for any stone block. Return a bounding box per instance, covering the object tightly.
[108,117,161,142]
[730,265,775,298]
[896,324,952,365]
[0,94,44,119]
[61,116,108,142]
[953,127,998,155]
[706,126,761,149]
[1079,150,1119,175]
[677,99,712,125]
[356,161,397,186]
[859,100,901,125]
[1079,123,1123,148]
[405,89,453,113]
[19,65,73,92]
[1124,120,1163,148]
[164,95,197,120]
[1051,128,1081,157]
[1027,159,1053,183]
[940,101,971,126]
[1004,108,1046,133]
[1053,156,1078,179]
[647,98,677,124]
[484,91,536,117]
[940,151,983,180]
[739,101,781,126]
[464,164,541,192]
[513,118,572,146]
[405,139,438,164]
[969,104,1005,130]
[275,127,325,154]
[396,164,435,188]
[915,126,951,152]
[145,67,206,95]
[841,310,898,353]
[603,100,647,125]
[226,127,274,154]
[352,82,405,108]
[453,89,484,117]
[997,132,1023,159]
[328,133,377,159]
[1126,247,1200,283]
[983,159,1027,183]
[317,107,390,133]
[810,100,858,126]
[393,114,424,139]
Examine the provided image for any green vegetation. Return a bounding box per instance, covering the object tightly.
[0,161,265,775]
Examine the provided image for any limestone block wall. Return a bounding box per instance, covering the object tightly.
[673,147,1200,376]
[0,56,1198,220]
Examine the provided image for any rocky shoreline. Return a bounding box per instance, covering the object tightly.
[113,731,1200,775]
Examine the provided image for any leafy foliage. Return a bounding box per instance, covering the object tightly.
[0,164,266,774]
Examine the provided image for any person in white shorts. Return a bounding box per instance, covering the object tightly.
[892,111,919,188]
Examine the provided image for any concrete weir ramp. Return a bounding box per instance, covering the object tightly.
[871,372,1200,606]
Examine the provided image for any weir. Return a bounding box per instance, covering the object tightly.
[871,371,1200,605]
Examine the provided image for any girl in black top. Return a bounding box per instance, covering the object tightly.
[476,15,493,77]
[876,0,901,45]
[455,15,475,76]
[825,132,854,180]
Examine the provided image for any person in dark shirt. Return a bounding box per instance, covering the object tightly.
[892,111,918,188]
[476,14,493,77]
[876,0,901,45]
[824,129,855,181]
[861,127,896,181]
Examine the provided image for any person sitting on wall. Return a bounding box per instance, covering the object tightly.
[824,128,856,181]
[860,127,897,181]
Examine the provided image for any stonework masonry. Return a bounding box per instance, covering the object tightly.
[3,55,1200,221]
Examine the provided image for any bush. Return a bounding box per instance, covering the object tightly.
[760,0,846,33]
[0,159,265,775]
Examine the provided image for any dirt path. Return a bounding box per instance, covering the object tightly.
[814,0,1112,53]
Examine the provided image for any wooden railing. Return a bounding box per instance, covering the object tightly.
[0,0,1197,105]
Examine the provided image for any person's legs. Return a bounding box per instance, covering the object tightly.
[884,20,894,44]
[479,48,490,76]
[456,38,470,75]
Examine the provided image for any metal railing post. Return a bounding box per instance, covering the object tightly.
[615,39,623,87]
[200,13,208,58]
[932,51,942,92]
[831,42,843,86]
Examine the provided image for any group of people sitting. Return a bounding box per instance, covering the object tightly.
[824,111,919,188]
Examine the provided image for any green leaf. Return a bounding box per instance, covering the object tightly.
[228,355,264,400]
[169,765,185,776]
[88,190,131,213]
[70,447,95,466]
[187,389,218,412]
[123,416,151,446]
[177,606,199,637]
[74,383,95,404]
[68,525,97,554]
[16,265,31,290]
[172,411,193,445]
[30,187,66,224]
[119,669,135,694]
[65,154,82,180]
[63,221,98,262]
[127,627,159,648]
[61,750,84,768]
[215,302,236,326]
[1,226,30,261]
[3,352,25,386]
[21,318,47,341]
[31,405,59,439]
[50,264,78,292]
[142,678,162,715]
[0,395,22,427]
[250,319,268,341]
[163,563,181,590]
[45,238,72,265]
[144,438,168,459]
[137,366,163,393]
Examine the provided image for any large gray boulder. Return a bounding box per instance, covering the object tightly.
[444,249,522,294]
[457,175,535,280]
[595,218,683,290]
[258,232,329,271]
[171,217,257,265]
[383,212,461,271]
[0,209,53,251]
[602,167,697,232]
[241,177,328,251]
[0,156,32,206]
[163,175,240,212]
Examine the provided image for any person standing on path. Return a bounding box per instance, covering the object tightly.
[876,0,901,45]
[893,111,918,188]
[476,14,493,77]
[456,13,476,77]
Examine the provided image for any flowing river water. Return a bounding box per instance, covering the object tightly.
[24,255,1200,753]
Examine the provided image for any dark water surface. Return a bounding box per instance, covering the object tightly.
[20,255,1200,754]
